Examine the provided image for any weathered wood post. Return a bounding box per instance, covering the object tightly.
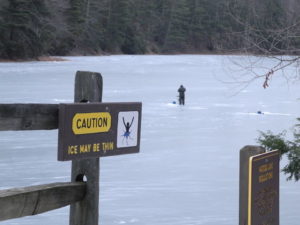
[239,145,265,225]
[70,71,103,225]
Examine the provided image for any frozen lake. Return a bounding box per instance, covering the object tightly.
[0,55,299,225]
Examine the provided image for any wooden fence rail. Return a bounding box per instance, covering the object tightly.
[0,182,86,221]
[0,104,58,130]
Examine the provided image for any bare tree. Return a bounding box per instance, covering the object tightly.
[225,0,300,88]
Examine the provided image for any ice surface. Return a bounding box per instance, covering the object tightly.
[0,55,299,225]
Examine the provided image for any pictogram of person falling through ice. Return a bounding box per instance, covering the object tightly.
[122,116,134,145]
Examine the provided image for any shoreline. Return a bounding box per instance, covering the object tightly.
[0,56,69,63]
[0,52,275,63]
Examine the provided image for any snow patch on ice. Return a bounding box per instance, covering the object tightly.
[188,106,208,110]
[214,103,245,108]
[116,218,139,224]
[263,112,292,116]
[53,98,72,102]
[166,103,178,107]
[235,112,292,116]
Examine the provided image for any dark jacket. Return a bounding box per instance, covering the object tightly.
[178,86,186,97]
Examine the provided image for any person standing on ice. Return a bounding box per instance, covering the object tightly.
[178,85,186,105]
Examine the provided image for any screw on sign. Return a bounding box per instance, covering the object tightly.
[248,150,279,225]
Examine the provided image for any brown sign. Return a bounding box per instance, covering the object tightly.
[248,150,280,225]
[58,102,142,161]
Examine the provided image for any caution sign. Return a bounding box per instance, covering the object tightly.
[72,112,111,134]
[58,102,142,161]
[248,150,279,225]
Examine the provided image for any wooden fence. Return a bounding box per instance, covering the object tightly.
[0,71,102,225]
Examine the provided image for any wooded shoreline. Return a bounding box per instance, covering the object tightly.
[1,0,299,60]
[0,51,286,63]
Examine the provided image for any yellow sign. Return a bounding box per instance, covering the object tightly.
[72,112,111,134]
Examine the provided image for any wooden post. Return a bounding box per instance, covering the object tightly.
[70,71,103,225]
[239,145,265,225]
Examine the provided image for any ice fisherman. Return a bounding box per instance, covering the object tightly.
[178,85,186,105]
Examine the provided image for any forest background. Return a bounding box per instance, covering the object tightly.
[1,0,300,60]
